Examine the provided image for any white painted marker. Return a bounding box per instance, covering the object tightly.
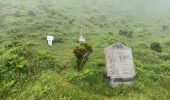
[47,35,54,46]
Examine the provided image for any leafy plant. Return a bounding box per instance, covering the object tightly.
[3,51,28,70]
[73,42,93,71]
[28,10,36,16]
[14,10,21,17]
[150,42,162,53]
[162,25,169,31]
[68,19,75,24]
[0,80,15,97]
[119,28,133,37]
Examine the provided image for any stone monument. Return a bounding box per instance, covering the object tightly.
[104,43,136,87]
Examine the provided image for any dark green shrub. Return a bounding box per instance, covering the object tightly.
[150,42,162,53]
[14,10,21,17]
[3,53,28,69]
[162,25,169,31]
[119,28,133,37]
[100,24,104,28]
[108,32,113,36]
[68,19,75,24]
[48,9,56,15]
[28,10,36,16]
[73,42,93,71]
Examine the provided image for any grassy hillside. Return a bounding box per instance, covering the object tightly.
[0,0,170,100]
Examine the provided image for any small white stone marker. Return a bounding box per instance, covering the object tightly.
[78,26,85,43]
[47,35,54,46]
[79,34,85,42]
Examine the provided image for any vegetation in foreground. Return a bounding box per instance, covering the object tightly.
[0,0,170,99]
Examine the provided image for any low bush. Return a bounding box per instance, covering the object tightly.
[150,42,162,53]
[108,32,113,36]
[0,41,61,97]
[68,19,75,24]
[162,25,169,31]
[28,10,36,16]
[14,10,21,17]
[119,28,133,37]
[73,42,93,71]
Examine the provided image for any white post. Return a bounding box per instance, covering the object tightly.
[48,40,53,46]
[47,35,54,46]
[79,34,85,42]
[79,25,86,42]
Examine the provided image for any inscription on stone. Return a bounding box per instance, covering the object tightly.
[104,43,136,87]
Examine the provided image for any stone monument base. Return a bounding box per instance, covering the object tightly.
[104,74,135,87]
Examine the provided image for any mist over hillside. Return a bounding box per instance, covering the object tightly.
[0,0,170,37]
[0,0,170,100]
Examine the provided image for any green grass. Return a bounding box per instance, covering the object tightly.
[0,0,170,100]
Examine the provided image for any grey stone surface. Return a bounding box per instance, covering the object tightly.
[104,43,136,87]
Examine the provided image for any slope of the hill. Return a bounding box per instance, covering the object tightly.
[0,0,170,99]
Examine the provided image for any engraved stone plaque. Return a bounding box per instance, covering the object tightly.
[104,43,136,87]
